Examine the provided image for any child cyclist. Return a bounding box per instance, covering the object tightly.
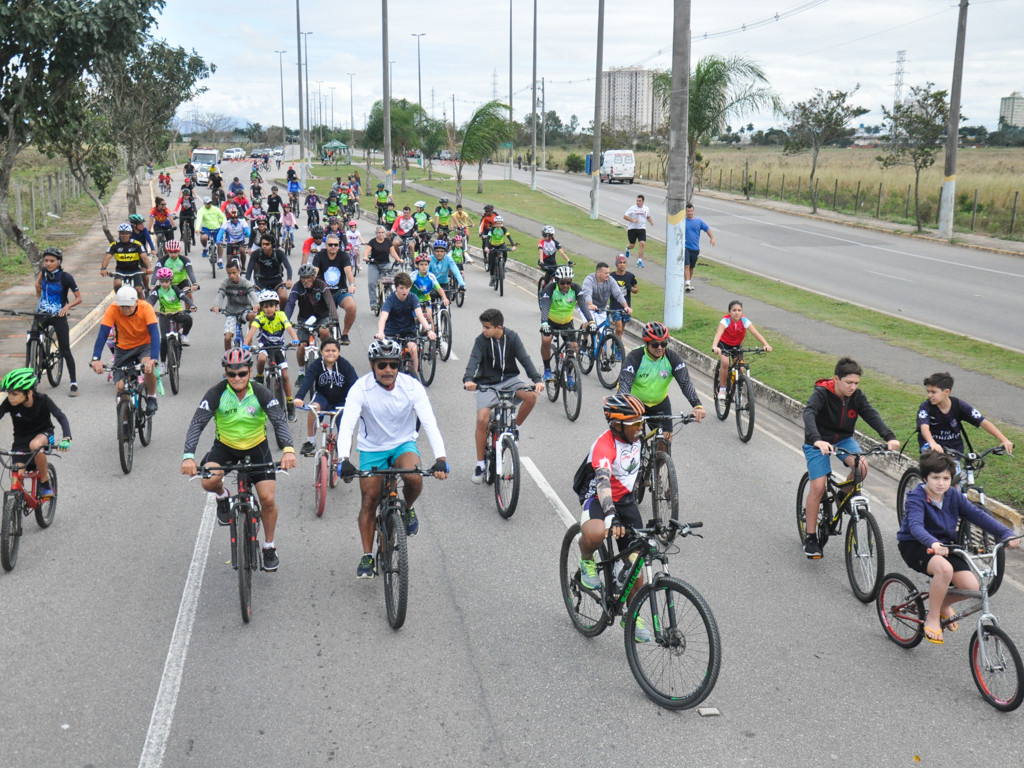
[411,254,449,331]
[711,299,772,403]
[426,240,465,295]
[897,450,1020,644]
[915,372,1013,457]
[801,356,901,559]
[0,368,72,501]
[148,267,196,360]
[244,290,300,411]
[293,337,358,457]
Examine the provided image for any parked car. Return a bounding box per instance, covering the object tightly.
[223,147,245,160]
[273,146,284,156]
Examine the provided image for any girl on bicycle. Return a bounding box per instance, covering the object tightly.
[0,368,72,501]
[34,247,82,396]
[148,197,176,246]
[293,337,358,457]
[711,300,772,403]
[148,266,196,358]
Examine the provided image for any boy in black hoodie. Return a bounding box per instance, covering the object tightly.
[801,357,900,559]
[463,308,545,485]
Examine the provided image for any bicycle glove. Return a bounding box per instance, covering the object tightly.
[430,459,449,474]
[339,458,358,481]
[57,438,72,452]
[540,323,550,334]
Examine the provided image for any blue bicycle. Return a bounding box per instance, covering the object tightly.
[577,314,624,389]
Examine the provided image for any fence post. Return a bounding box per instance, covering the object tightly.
[1011,191,1019,235]
[854,180,861,214]
[15,184,23,228]
[30,180,37,232]
[832,179,838,211]
[796,177,802,204]
[728,168,733,190]
[876,182,883,219]
[970,188,978,231]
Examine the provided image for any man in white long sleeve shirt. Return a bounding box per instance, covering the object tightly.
[338,339,449,579]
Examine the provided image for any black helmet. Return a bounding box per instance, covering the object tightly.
[603,393,645,424]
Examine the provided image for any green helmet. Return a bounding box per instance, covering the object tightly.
[128,213,145,224]
[2,368,37,392]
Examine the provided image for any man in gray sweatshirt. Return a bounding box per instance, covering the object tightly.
[581,261,633,324]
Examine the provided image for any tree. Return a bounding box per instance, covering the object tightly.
[0,0,161,266]
[417,118,447,180]
[364,99,426,191]
[878,83,951,232]
[783,87,867,213]
[654,54,780,201]
[193,113,234,145]
[450,101,510,201]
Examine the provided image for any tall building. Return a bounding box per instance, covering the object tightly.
[601,67,666,136]
[1000,91,1024,129]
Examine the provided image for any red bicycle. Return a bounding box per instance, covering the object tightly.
[0,447,60,571]
[300,405,343,518]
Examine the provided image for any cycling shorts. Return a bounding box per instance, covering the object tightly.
[358,440,419,472]
[542,319,573,337]
[643,397,673,436]
[802,436,862,481]
[112,344,150,384]
[582,493,642,553]
[12,435,53,469]
[203,439,276,484]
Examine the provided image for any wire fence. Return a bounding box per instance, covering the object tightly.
[0,168,92,258]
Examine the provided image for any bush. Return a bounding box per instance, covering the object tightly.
[565,153,585,173]
[545,158,559,171]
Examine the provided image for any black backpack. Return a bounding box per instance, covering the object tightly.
[572,453,595,505]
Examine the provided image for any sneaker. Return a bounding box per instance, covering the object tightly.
[622,616,652,643]
[636,259,644,268]
[180,334,190,346]
[262,545,279,571]
[295,373,305,389]
[716,389,726,402]
[357,553,375,579]
[405,506,419,536]
[217,259,224,269]
[578,557,600,590]
[37,483,54,501]
[216,497,231,526]
[146,396,158,414]
[685,282,694,292]
[472,466,485,484]
[300,440,316,456]
[804,534,823,559]
[543,368,553,382]
[69,383,79,397]
[339,334,350,345]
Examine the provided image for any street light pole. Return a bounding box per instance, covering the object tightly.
[508,0,513,177]
[411,33,425,109]
[275,50,287,153]
[347,73,356,164]
[939,0,969,240]
[302,32,313,159]
[665,0,692,328]
[590,0,605,220]
[329,86,335,130]
[530,0,537,190]
[316,81,324,147]
[382,0,392,193]
[294,2,305,183]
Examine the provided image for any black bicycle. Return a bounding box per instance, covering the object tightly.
[713,347,766,443]
[476,386,532,519]
[0,309,67,388]
[104,362,154,475]
[543,327,583,422]
[161,311,193,395]
[634,414,696,527]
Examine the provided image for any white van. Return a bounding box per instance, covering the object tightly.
[191,147,219,185]
[599,149,635,184]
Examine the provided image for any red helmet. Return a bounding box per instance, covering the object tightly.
[642,321,670,343]
[221,348,253,368]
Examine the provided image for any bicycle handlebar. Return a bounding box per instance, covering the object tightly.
[643,413,698,426]
[719,346,766,356]
[193,461,283,479]
[354,466,436,479]
[0,308,74,319]
[943,445,1012,463]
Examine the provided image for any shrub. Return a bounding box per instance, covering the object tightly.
[565,153,585,173]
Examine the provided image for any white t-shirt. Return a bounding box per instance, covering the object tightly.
[337,371,446,458]
[624,204,651,230]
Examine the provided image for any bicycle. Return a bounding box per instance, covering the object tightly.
[577,314,625,390]
[350,466,435,629]
[179,217,194,257]
[559,518,721,710]
[427,295,453,364]
[371,264,396,317]
[633,414,697,528]
[445,273,466,308]
[0,309,67,388]
[104,362,154,475]
[876,535,1024,711]
[256,341,296,424]
[298,406,342,518]
[476,386,532,519]
[713,347,766,443]
[486,245,514,296]
[895,445,1011,596]
[0,447,59,571]
[796,444,892,602]
[160,311,192,395]
[542,327,583,422]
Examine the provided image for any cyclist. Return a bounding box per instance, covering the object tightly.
[286,175,302,210]
[128,213,155,258]
[451,205,475,263]
[344,219,365,256]
[373,182,393,224]
[337,339,449,578]
[618,321,705,437]
[148,197,177,250]
[537,225,571,283]
[312,234,357,344]
[246,233,293,305]
[539,264,594,382]
[0,368,72,502]
[212,260,259,350]
[90,285,161,414]
[325,215,344,243]
[433,197,453,237]
[364,224,402,313]
[250,177,263,204]
[216,207,251,271]
[148,266,196,360]
[265,185,284,234]
[34,246,82,396]
[449,233,470,270]
[153,239,198,302]
[301,224,328,266]
[180,348,296,572]
[478,203,497,256]
[207,164,224,203]
[174,186,198,247]
[381,200,398,230]
[411,254,448,330]
[608,253,638,338]
[427,240,465,295]
[915,372,1014,457]
[483,215,516,287]
[572,393,651,643]
[280,203,297,250]
[462,307,545,484]
[183,160,195,186]
[228,176,245,196]
[285,263,338,372]
[247,214,273,252]
[223,189,252,220]
[305,186,321,227]
[101,222,152,298]
[711,300,772,402]
[244,290,300,418]
[390,206,417,260]
[376,271,436,375]
[800,356,900,559]
[293,337,358,456]
[411,201,432,254]
[580,262,633,332]
[196,196,227,267]
[324,191,342,221]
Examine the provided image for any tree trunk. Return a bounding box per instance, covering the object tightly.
[455,162,464,204]
[809,147,820,214]
[913,167,923,232]
[0,148,41,268]
[477,161,484,195]
[400,153,407,193]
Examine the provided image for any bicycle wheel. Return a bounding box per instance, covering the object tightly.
[875,572,925,648]
[26,337,43,384]
[44,324,63,387]
[166,336,181,395]
[712,362,730,420]
[558,523,611,637]
[624,576,722,710]
[577,333,595,375]
[958,519,1004,597]
[314,452,328,518]
[595,333,624,389]
[562,357,582,422]
[650,451,679,527]
[970,625,1024,711]
[455,286,465,307]
[895,467,923,525]
[380,506,409,629]
[438,310,452,362]
[734,375,755,443]
[35,464,57,529]
[796,472,831,549]
[209,247,217,279]
[496,259,505,296]
[845,509,885,602]
[236,503,254,623]
[181,220,192,256]
[419,338,437,387]
[137,398,152,447]
[1,492,21,571]
[328,441,339,488]
[117,397,134,474]
[494,434,520,519]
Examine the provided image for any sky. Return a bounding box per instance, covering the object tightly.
[154,0,1024,135]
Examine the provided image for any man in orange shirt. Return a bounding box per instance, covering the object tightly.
[90,286,162,413]
[478,204,497,256]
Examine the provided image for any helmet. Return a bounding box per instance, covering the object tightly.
[221,347,254,368]
[554,265,574,282]
[323,266,342,287]
[1,368,38,392]
[328,191,337,198]
[155,267,174,281]
[327,215,339,224]
[377,182,385,189]
[202,196,212,204]
[642,321,670,343]
[615,252,628,263]
[282,202,290,209]
[257,289,280,304]
[115,286,139,306]
[438,197,449,204]
[41,246,63,262]
[129,213,144,224]
[347,219,358,228]
[308,186,316,192]
[118,223,132,233]
[368,338,402,362]
[310,225,324,239]
[493,215,504,223]
[483,204,494,212]
[415,254,430,264]
[226,206,238,216]
[414,200,426,208]
[164,240,182,252]
[271,186,278,192]
[452,233,463,243]
[542,225,555,236]
[432,240,447,251]
[298,263,318,278]
[603,393,645,424]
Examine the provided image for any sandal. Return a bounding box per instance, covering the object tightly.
[940,610,959,632]
[924,625,944,645]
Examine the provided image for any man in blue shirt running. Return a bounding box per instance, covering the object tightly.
[683,202,715,293]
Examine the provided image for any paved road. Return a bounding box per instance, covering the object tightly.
[3,211,1023,766]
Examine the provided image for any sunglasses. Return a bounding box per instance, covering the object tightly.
[327,243,340,248]
[225,369,250,378]
[557,279,572,286]
[647,341,668,349]
[374,360,400,370]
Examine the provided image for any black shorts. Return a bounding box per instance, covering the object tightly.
[627,229,647,245]
[202,440,276,484]
[112,344,150,384]
[684,248,700,268]
[643,397,673,435]
[542,319,573,337]
[898,539,971,576]
[12,435,51,469]
[584,493,642,552]
[255,276,286,292]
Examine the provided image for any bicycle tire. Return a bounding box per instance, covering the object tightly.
[181,220,193,257]
[494,434,520,519]
[712,362,730,420]
[455,286,465,307]
[381,506,409,629]
[562,357,582,422]
[137,397,152,447]
[650,451,679,527]
[328,441,339,488]
[117,397,134,474]
[26,337,43,384]
[1,492,21,571]
[624,576,722,710]
[845,508,885,602]
[236,502,254,623]
[314,452,328,518]
[796,472,831,549]
[484,431,496,485]
[577,332,595,375]
[167,336,181,395]
[875,572,925,648]
[958,519,1004,597]
[209,246,217,279]
[419,338,437,387]
[895,467,923,525]
[44,324,63,387]
[970,625,1024,711]
[35,464,57,529]
[545,336,563,402]
[497,259,505,296]
[438,310,452,362]
[734,375,755,442]
[558,523,611,637]
[595,333,624,389]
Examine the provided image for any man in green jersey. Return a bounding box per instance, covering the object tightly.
[433,197,454,237]
[539,264,594,382]
[374,183,394,224]
[483,215,517,288]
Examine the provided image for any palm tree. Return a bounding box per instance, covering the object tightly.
[364,99,426,192]
[654,55,781,201]
[452,100,510,201]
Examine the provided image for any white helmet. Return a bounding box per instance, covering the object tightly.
[414,200,426,208]
[554,265,574,282]
[257,289,280,304]
[542,225,555,236]
[115,286,139,306]
[494,215,504,223]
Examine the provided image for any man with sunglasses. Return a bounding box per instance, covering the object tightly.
[539,264,594,383]
[337,339,449,579]
[180,348,297,572]
[618,321,705,438]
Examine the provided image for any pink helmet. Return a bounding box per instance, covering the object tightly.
[155,267,174,281]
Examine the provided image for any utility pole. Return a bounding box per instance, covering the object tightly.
[347,73,356,163]
[302,31,313,165]
[664,1,691,328]
[316,80,324,148]
[329,86,335,130]
[938,0,969,240]
[508,0,514,177]
[589,0,605,220]
[294,2,305,184]
[541,77,546,171]
[530,0,538,190]
[275,50,287,152]
[382,0,392,193]
[411,33,425,109]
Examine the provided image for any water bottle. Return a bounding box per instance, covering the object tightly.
[614,553,638,589]
[154,362,165,395]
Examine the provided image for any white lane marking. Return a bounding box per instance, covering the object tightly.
[449,352,459,361]
[760,242,784,250]
[138,495,216,768]
[865,270,913,283]
[523,456,576,528]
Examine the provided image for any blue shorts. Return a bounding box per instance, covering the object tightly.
[803,436,862,481]
[684,248,700,268]
[311,393,345,423]
[358,440,419,472]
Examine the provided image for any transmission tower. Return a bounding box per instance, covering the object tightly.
[492,69,499,100]
[893,50,906,109]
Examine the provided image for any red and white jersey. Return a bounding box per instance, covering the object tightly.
[587,430,641,501]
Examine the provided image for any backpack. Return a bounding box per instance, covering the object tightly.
[572,453,595,505]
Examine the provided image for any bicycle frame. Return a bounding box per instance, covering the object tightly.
[0,449,50,510]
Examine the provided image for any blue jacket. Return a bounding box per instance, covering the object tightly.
[897,484,1013,546]
[427,253,465,288]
